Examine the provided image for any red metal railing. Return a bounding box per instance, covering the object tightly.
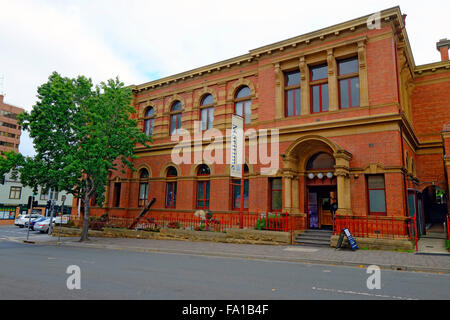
[68,212,295,233]
[333,214,418,250]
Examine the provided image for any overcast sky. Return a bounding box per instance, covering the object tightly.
[0,0,448,157]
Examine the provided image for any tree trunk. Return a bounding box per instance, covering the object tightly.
[80,193,91,242]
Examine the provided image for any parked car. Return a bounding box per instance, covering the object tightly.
[14,214,44,228]
[24,217,47,231]
[34,218,55,233]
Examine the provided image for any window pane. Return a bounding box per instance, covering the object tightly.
[171,101,182,112]
[208,108,214,129]
[177,114,182,130]
[312,86,320,113]
[311,64,328,81]
[272,191,282,210]
[244,101,251,124]
[197,182,204,199]
[285,70,301,86]
[201,108,207,130]
[339,57,358,75]
[170,115,176,134]
[236,86,251,99]
[339,79,349,108]
[201,94,214,106]
[369,190,386,212]
[322,84,329,111]
[295,88,301,115]
[205,181,210,200]
[272,178,282,190]
[350,77,360,107]
[235,102,243,116]
[145,107,154,117]
[368,175,385,189]
[286,90,294,116]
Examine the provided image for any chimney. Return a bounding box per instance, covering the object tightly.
[436,38,450,61]
[0,94,3,104]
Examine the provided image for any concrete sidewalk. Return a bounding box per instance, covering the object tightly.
[32,236,450,274]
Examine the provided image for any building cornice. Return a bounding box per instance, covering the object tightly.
[131,6,405,94]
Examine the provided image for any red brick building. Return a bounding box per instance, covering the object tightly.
[84,7,450,243]
[0,94,23,153]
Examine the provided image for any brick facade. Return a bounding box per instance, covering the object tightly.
[75,7,450,237]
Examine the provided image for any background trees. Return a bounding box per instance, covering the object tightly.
[0,72,151,241]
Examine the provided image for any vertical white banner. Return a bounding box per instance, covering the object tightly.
[230,114,244,178]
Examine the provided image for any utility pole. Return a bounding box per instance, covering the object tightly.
[58,195,66,244]
[25,194,35,243]
[48,199,56,235]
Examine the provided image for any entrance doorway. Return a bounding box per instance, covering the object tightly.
[422,186,448,235]
[307,186,336,230]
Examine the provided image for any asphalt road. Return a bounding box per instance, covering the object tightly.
[0,229,449,300]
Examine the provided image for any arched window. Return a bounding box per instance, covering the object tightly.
[232,164,249,210]
[144,107,155,137]
[196,164,210,209]
[200,94,214,131]
[170,101,182,135]
[138,168,149,207]
[306,152,335,170]
[165,166,178,208]
[234,86,252,124]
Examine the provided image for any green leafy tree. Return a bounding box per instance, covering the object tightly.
[2,72,151,241]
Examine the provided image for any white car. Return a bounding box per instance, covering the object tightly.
[14,214,44,228]
[34,218,54,233]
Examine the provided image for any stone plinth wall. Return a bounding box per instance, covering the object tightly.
[52,227,291,245]
[330,235,414,251]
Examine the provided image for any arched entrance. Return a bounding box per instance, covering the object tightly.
[422,186,448,234]
[282,135,352,230]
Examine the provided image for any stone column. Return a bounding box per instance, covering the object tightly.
[291,176,300,214]
[299,56,310,116]
[274,63,284,120]
[283,173,293,213]
[357,40,369,108]
[334,150,353,215]
[327,49,339,112]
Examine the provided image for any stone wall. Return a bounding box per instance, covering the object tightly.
[330,235,414,251]
[52,227,291,245]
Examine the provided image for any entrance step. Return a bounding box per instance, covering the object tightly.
[294,230,332,247]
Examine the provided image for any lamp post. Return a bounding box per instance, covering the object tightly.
[58,195,66,244]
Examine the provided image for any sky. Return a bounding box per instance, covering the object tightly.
[0,0,448,157]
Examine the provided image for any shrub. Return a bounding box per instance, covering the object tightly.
[254,215,284,231]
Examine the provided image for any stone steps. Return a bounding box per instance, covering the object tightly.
[294,229,332,247]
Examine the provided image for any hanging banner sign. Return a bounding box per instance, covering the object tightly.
[230,114,244,178]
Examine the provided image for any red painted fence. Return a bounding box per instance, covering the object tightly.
[332,214,418,250]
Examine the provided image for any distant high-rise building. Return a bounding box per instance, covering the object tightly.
[0,94,24,153]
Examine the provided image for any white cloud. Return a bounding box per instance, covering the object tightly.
[1,0,448,157]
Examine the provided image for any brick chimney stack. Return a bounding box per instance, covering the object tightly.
[0,94,3,104]
[437,38,450,61]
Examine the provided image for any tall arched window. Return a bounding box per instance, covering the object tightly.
[234,86,252,124]
[144,107,155,137]
[200,94,214,131]
[138,168,149,207]
[232,164,249,210]
[196,164,210,209]
[170,101,182,135]
[306,152,335,170]
[165,166,178,208]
